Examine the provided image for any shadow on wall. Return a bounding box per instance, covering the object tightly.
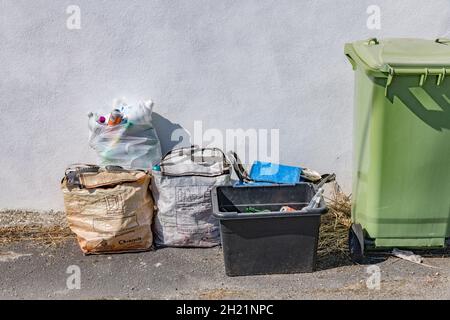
[152,112,192,155]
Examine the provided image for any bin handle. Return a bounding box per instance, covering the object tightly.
[435,38,450,45]
[345,54,357,70]
[366,38,379,45]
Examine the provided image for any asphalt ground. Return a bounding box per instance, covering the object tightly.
[1,239,449,300]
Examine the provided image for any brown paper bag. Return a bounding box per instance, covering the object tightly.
[61,165,154,254]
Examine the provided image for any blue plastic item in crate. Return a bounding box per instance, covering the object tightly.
[249,161,302,184]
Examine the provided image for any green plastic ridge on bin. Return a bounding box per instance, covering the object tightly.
[345,38,450,249]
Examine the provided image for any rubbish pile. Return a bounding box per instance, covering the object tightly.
[57,37,450,276]
[60,98,334,275]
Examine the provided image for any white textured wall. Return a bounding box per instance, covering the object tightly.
[1,0,449,210]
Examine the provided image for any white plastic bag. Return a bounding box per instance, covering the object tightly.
[88,99,162,170]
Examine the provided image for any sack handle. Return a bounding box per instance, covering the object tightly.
[63,164,100,188]
[65,163,100,176]
[160,145,199,161]
[225,151,253,183]
[160,145,229,167]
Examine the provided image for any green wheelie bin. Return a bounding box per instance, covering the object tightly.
[345,38,450,261]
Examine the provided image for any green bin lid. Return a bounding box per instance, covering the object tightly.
[345,38,450,73]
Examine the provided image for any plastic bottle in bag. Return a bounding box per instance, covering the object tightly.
[88,98,162,170]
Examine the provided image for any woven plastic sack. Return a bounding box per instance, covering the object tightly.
[88,99,162,170]
[151,146,232,247]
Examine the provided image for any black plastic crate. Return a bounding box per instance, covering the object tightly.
[211,183,327,276]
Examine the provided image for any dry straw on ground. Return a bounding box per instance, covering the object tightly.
[0,210,73,246]
[318,181,352,259]
[0,225,74,246]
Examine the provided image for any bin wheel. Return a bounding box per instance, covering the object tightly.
[349,224,364,263]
